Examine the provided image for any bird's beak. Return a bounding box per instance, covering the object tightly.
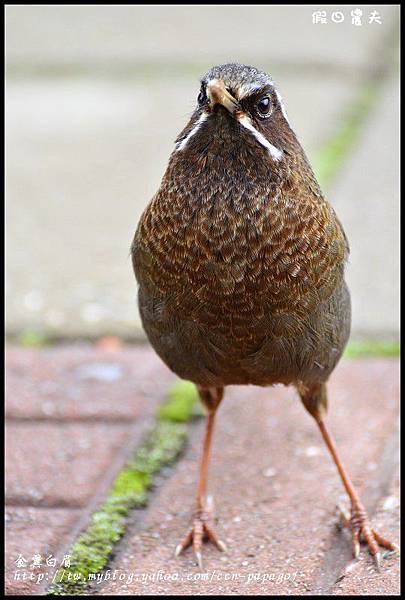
[206,79,240,115]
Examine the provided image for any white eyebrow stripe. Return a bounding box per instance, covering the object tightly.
[237,82,291,128]
[175,112,208,152]
[275,89,291,126]
[237,81,273,100]
[237,115,283,161]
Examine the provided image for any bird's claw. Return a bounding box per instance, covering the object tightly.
[337,502,399,568]
[174,502,226,569]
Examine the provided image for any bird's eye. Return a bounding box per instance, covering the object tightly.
[197,87,207,105]
[256,96,271,117]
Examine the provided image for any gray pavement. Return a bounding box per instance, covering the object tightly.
[5,5,399,340]
[6,5,398,71]
[332,74,399,339]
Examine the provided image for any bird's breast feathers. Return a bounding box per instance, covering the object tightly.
[133,181,348,329]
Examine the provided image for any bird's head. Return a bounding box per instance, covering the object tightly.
[174,63,294,164]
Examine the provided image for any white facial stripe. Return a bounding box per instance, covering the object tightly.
[237,115,283,161]
[174,100,284,161]
[175,112,208,152]
[275,89,291,126]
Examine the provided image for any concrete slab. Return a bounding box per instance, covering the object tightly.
[331,74,400,339]
[5,72,361,338]
[5,4,399,340]
[6,5,398,72]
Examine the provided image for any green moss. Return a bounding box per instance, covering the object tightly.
[18,329,47,347]
[158,379,201,422]
[313,84,379,190]
[48,376,200,594]
[47,418,187,595]
[344,340,400,358]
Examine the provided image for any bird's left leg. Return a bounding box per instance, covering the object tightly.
[299,382,399,569]
[175,385,226,568]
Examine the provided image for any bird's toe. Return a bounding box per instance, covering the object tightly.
[174,508,226,569]
[338,501,399,568]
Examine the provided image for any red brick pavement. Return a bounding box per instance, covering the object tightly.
[97,359,400,596]
[5,343,175,595]
[5,347,400,596]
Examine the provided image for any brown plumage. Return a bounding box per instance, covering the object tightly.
[132,64,397,568]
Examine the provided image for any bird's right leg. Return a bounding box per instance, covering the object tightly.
[175,385,227,568]
[299,382,399,568]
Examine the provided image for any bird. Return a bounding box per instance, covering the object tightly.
[131,63,398,569]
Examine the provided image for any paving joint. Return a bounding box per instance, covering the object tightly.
[313,19,398,192]
[5,58,385,82]
[46,381,200,595]
[311,420,400,594]
[5,415,140,424]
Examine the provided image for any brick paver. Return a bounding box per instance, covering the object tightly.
[96,358,399,596]
[6,422,130,507]
[6,344,174,420]
[6,508,79,595]
[331,472,400,596]
[5,349,400,596]
[5,343,176,595]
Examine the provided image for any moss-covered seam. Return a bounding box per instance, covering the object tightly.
[47,381,199,595]
[344,339,400,358]
[313,83,379,190]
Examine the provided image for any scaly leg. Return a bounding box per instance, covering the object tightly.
[175,386,226,568]
[299,382,399,569]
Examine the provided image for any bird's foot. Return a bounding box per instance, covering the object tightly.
[338,502,399,569]
[175,496,226,569]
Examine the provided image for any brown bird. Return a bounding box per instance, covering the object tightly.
[131,63,397,569]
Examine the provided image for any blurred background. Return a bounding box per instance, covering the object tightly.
[6,5,400,345]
